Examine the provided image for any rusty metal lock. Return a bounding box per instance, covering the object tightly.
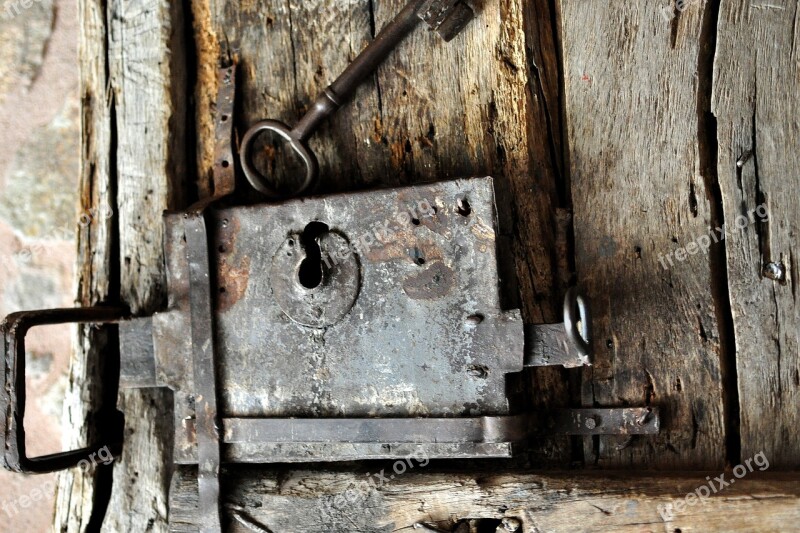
[1,66,659,532]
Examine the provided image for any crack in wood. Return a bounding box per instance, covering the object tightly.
[696,0,741,468]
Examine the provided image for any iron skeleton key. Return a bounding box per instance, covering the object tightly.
[240,0,474,199]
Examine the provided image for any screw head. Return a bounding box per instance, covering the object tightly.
[585,417,597,430]
[763,262,785,281]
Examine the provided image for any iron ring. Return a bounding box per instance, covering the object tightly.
[240,119,319,199]
[563,287,591,358]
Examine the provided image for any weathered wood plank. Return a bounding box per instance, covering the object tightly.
[713,0,800,469]
[103,0,188,531]
[56,0,188,530]
[500,0,573,463]
[561,1,729,468]
[170,467,800,532]
[53,0,117,528]
[113,0,188,311]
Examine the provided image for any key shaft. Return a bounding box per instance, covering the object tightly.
[293,0,425,141]
[241,0,474,198]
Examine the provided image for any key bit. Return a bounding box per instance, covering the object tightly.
[240,0,475,199]
[419,0,474,41]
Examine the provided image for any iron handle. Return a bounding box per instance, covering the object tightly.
[239,119,320,199]
[1,306,127,473]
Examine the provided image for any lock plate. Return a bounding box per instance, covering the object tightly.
[148,177,528,463]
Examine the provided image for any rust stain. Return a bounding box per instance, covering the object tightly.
[215,214,249,312]
[182,417,197,445]
[365,236,444,264]
[372,116,384,144]
[217,255,251,313]
[402,260,454,300]
[394,189,415,204]
[190,0,221,200]
[470,216,495,243]
[215,212,241,245]
[390,140,406,169]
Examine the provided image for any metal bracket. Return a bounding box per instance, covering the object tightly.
[179,63,238,531]
[524,288,591,368]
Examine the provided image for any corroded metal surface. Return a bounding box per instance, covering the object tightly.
[174,65,239,530]
[531,408,660,436]
[185,212,222,532]
[524,288,591,368]
[130,176,659,465]
[151,177,526,463]
[420,0,474,41]
[212,177,523,421]
[223,408,660,442]
[211,65,236,199]
[270,231,360,327]
[177,408,660,464]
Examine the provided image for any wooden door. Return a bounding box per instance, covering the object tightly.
[54,0,799,531]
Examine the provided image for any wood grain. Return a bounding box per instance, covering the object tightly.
[561,0,728,468]
[55,0,187,530]
[713,0,800,469]
[53,0,116,529]
[103,0,187,531]
[170,467,800,532]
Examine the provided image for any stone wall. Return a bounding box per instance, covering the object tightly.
[0,0,79,530]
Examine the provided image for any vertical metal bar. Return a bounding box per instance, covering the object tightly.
[212,66,236,198]
[178,65,239,530]
[185,213,222,532]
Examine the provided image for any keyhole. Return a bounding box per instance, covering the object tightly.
[297,221,329,289]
